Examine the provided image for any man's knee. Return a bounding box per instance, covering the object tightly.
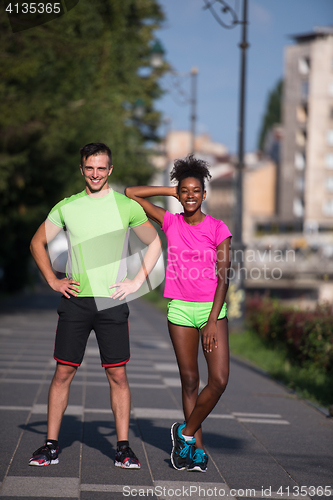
[52,364,77,386]
[105,366,128,387]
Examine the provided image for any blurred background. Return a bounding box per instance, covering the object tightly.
[1,0,332,406]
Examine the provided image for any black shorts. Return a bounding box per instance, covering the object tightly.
[54,296,130,367]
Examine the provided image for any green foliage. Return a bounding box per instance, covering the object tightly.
[0,0,166,291]
[246,296,333,375]
[258,79,283,150]
[229,329,333,408]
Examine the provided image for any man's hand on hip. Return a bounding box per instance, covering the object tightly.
[50,277,81,298]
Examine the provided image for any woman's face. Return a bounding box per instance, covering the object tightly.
[178,177,206,212]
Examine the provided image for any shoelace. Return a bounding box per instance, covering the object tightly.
[33,444,55,457]
[179,439,195,458]
[119,446,137,459]
[192,449,206,463]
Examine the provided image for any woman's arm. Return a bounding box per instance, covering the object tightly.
[201,237,231,352]
[125,186,178,226]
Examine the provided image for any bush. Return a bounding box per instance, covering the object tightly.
[246,296,333,374]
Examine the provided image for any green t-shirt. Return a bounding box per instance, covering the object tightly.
[47,189,147,297]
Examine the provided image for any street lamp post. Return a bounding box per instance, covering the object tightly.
[190,67,198,154]
[203,0,249,323]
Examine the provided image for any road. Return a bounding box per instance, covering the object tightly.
[0,290,332,499]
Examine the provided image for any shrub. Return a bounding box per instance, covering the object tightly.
[246,296,333,374]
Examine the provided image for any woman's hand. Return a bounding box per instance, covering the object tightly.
[49,277,80,298]
[109,278,141,301]
[201,319,218,353]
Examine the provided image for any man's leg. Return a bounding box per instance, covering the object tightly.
[105,365,130,441]
[94,303,140,468]
[47,362,77,440]
[105,365,140,468]
[29,362,77,466]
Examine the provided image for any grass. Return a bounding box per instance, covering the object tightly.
[229,329,333,409]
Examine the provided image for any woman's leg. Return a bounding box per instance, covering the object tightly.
[183,318,229,440]
[168,322,204,448]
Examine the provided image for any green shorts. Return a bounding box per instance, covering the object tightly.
[167,299,227,330]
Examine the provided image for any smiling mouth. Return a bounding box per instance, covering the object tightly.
[185,201,196,204]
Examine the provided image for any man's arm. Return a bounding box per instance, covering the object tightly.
[109,220,162,300]
[30,219,80,298]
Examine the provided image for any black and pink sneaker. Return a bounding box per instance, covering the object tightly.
[114,445,141,469]
[29,442,59,466]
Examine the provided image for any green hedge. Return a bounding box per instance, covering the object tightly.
[246,296,333,374]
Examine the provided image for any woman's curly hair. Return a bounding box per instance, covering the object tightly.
[170,154,212,192]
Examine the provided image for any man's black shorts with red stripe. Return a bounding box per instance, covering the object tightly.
[54,296,130,367]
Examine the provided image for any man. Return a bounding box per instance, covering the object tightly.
[29,143,161,469]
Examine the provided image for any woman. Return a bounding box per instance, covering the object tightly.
[125,155,231,473]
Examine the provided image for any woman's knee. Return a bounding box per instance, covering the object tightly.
[181,371,200,394]
[208,372,229,395]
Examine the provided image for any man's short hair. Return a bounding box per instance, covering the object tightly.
[80,143,112,167]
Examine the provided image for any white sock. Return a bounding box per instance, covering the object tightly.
[182,433,194,441]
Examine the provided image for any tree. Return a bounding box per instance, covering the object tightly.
[0,0,166,292]
[258,79,283,151]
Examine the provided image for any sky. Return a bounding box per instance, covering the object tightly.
[155,0,333,154]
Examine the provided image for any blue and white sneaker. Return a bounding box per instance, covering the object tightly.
[187,448,208,472]
[170,422,196,470]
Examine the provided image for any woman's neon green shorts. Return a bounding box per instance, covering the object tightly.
[167,299,227,330]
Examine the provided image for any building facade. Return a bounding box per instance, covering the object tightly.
[280,26,333,231]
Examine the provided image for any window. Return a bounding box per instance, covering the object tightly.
[295,176,305,192]
[326,154,333,169]
[293,198,304,218]
[301,81,309,100]
[298,57,310,75]
[323,199,333,216]
[295,152,305,170]
[327,130,333,146]
[296,130,306,147]
[296,104,308,123]
[326,177,333,192]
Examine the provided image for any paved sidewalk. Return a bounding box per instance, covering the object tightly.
[0,292,332,499]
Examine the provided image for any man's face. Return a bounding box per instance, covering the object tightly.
[80,154,112,195]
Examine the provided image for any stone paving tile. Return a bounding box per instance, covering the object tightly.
[0,294,332,499]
